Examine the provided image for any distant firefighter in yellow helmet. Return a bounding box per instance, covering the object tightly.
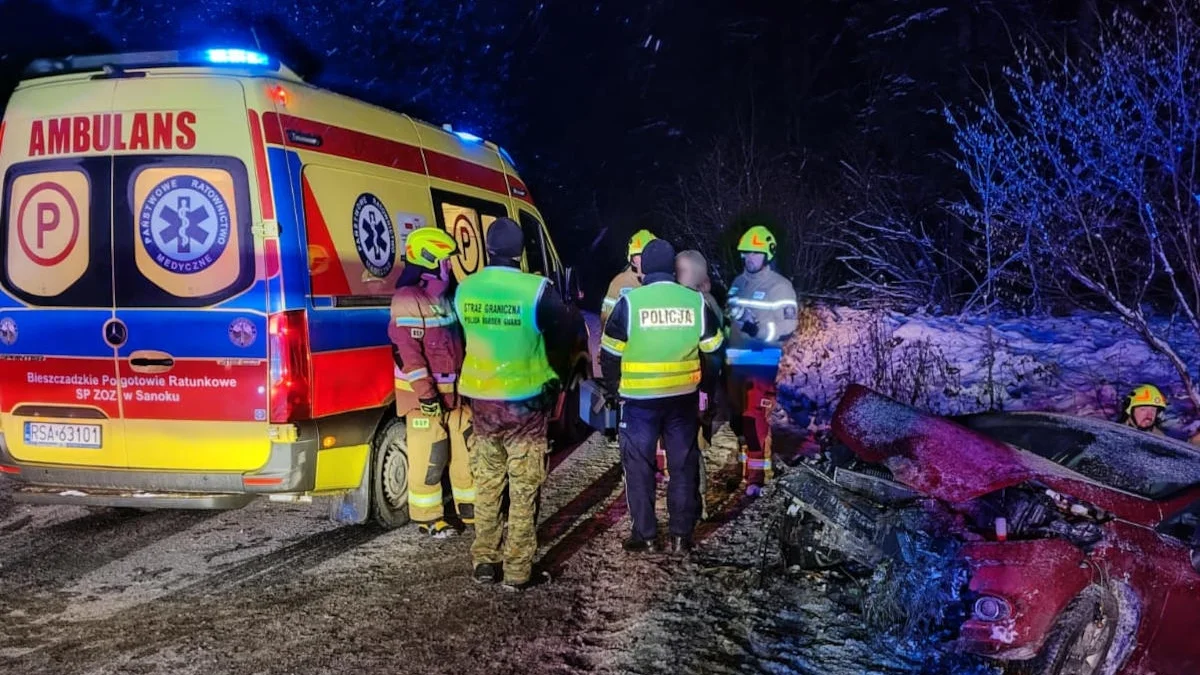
[725,225,797,495]
[1121,384,1168,434]
[601,229,657,328]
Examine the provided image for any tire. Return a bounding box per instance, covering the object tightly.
[780,510,846,570]
[551,361,593,451]
[370,417,411,529]
[1025,586,1118,675]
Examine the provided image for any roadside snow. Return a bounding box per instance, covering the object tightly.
[774,306,1200,440]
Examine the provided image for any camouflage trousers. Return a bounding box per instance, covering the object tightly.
[468,397,550,585]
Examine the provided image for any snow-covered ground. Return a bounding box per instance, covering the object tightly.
[773,306,1200,441]
[2,307,1176,674]
[0,425,997,675]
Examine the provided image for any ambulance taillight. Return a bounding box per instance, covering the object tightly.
[267,311,312,423]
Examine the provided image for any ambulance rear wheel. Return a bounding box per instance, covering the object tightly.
[370,418,411,529]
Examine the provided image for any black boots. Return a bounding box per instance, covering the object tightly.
[622,537,661,553]
[669,535,694,556]
[473,563,501,584]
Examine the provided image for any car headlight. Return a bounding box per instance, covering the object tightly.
[973,595,1011,622]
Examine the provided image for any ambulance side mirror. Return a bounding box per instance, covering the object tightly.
[565,267,584,303]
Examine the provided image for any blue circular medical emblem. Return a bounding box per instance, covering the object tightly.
[228,317,257,348]
[0,317,16,346]
[352,193,395,278]
[139,175,231,275]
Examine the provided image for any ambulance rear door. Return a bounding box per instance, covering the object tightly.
[108,76,271,472]
[0,78,128,468]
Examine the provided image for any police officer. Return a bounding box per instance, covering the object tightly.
[601,229,657,328]
[601,239,724,555]
[389,228,473,537]
[455,217,572,591]
[725,225,798,495]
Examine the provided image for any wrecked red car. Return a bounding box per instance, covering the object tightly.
[779,384,1200,675]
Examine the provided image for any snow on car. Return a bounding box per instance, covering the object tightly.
[779,384,1200,675]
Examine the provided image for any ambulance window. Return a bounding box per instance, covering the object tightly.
[0,158,113,307]
[519,211,549,277]
[430,189,507,282]
[111,156,255,307]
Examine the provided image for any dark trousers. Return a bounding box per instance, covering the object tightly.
[619,392,701,540]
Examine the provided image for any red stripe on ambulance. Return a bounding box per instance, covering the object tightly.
[28,112,197,156]
[116,360,265,422]
[310,347,393,418]
[260,112,525,202]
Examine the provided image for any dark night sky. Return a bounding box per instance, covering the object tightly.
[0,0,1112,301]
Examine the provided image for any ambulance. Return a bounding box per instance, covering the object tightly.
[0,49,591,527]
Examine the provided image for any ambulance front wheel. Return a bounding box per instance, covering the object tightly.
[370,418,412,529]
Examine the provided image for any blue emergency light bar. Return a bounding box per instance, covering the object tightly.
[205,48,270,66]
[23,49,284,80]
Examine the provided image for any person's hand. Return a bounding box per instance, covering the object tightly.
[419,398,442,417]
[741,319,759,337]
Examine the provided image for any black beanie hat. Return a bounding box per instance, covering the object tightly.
[486,217,524,260]
[640,238,676,276]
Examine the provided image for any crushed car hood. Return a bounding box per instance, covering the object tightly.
[832,385,1075,503]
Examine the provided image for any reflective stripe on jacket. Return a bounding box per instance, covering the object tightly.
[726,268,798,350]
[455,266,558,401]
[601,268,641,328]
[603,280,724,399]
[389,285,464,414]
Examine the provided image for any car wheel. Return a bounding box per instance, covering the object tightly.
[781,510,846,570]
[370,418,411,529]
[1027,586,1118,675]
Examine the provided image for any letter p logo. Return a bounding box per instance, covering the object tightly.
[37,202,60,249]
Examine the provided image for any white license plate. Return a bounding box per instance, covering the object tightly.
[23,422,102,449]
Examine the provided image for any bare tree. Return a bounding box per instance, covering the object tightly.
[832,159,983,313]
[657,117,839,291]
[948,1,1200,412]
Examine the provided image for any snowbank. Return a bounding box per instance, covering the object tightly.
[773,306,1200,442]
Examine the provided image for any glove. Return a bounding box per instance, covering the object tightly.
[604,395,620,410]
[419,398,442,417]
[741,320,759,337]
[699,392,709,412]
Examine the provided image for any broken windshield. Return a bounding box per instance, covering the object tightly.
[956,413,1200,500]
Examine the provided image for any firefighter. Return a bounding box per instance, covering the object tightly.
[725,225,798,496]
[1118,383,1200,445]
[1122,384,1168,435]
[601,229,657,328]
[455,217,572,591]
[389,227,473,538]
[601,239,725,555]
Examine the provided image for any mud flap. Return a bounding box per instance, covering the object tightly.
[329,451,372,525]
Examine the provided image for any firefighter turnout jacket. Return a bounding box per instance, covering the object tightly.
[389,283,465,415]
[601,267,641,328]
[726,267,798,351]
